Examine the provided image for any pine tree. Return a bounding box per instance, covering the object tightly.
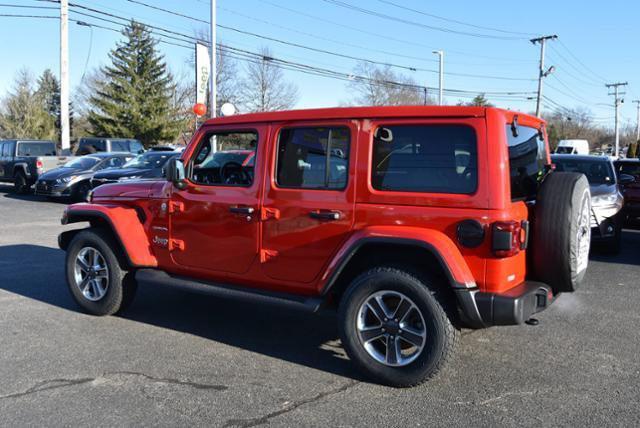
[88,21,184,146]
[36,68,74,140]
[0,69,55,139]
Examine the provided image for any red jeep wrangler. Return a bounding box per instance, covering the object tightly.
[59,106,591,387]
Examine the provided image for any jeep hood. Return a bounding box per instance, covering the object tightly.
[92,180,164,199]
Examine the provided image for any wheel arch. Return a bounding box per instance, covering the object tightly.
[320,228,477,302]
[60,205,157,268]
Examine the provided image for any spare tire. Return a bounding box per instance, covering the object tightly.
[531,172,591,293]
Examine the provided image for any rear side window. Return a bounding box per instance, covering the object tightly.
[17,142,56,156]
[111,140,129,152]
[130,140,144,154]
[3,142,15,156]
[372,125,477,194]
[276,127,350,190]
[506,125,548,200]
[80,140,106,152]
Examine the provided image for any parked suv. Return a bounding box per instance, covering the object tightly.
[0,139,72,193]
[76,138,144,155]
[59,107,591,387]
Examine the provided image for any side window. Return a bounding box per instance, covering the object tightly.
[276,127,350,190]
[111,140,128,152]
[0,143,4,157]
[506,125,548,201]
[189,131,258,186]
[371,125,477,194]
[130,141,144,154]
[4,142,15,157]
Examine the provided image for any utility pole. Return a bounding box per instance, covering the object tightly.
[531,35,557,117]
[606,82,628,158]
[60,0,70,152]
[633,100,640,142]
[433,50,444,105]
[210,0,217,119]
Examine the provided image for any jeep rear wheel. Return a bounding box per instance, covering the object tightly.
[531,172,591,293]
[65,228,137,315]
[338,267,458,387]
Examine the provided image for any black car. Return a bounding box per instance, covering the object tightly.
[90,151,180,188]
[35,153,134,201]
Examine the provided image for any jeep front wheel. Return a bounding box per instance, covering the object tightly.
[65,229,137,315]
[338,267,458,387]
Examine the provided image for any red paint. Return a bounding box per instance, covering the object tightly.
[63,106,547,296]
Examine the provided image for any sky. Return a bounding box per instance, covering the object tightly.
[1,0,639,127]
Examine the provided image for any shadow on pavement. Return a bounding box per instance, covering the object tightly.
[0,244,358,380]
[590,229,640,266]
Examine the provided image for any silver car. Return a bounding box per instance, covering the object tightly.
[552,154,634,253]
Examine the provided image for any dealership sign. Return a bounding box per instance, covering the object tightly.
[195,43,210,106]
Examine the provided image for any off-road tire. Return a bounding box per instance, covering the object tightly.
[531,172,591,293]
[338,267,458,388]
[65,228,137,316]
[14,171,29,194]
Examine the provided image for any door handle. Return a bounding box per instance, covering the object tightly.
[309,210,341,221]
[229,206,255,215]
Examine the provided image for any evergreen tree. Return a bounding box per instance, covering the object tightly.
[36,68,74,140]
[467,93,493,107]
[88,21,184,146]
[0,69,55,139]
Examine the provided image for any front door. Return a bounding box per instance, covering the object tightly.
[261,122,356,285]
[170,126,265,275]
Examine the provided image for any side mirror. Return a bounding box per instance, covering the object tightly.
[166,157,187,189]
[619,173,635,185]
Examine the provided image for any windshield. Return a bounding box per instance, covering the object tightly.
[553,158,615,185]
[555,146,574,154]
[17,142,56,156]
[123,152,175,169]
[63,157,100,169]
[202,151,251,168]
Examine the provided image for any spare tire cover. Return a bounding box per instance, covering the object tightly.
[531,172,591,293]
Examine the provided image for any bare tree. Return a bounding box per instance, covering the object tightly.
[239,46,298,112]
[347,61,431,106]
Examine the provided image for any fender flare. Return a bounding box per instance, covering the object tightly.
[320,226,477,295]
[13,163,29,177]
[60,204,157,268]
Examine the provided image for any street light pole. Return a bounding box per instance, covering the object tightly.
[210,0,216,119]
[60,0,70,151]
[433,50,444,105]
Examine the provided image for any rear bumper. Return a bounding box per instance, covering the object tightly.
[456,281,554,328]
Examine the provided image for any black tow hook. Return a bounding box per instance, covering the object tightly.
[525,318,539,326]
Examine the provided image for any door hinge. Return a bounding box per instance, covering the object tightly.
[260,249,278,263]
[169,201,184,213]
[261,207,281,221]
[169,239,185,251]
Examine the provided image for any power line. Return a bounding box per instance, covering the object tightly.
[111,0,537,82]
[374,0,536,36]
[557,40,609,83]
[319,0,526,40]
[0,3,57,9]
[0,13,56,18]
[257,0,536,63]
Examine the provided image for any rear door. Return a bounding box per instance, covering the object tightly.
[260,121,356,285]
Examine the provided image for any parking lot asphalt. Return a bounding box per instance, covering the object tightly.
[0,185,639,427]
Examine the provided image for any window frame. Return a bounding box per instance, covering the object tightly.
[274,125,351,192]
[369,123,479,195]
[185,128,260,188]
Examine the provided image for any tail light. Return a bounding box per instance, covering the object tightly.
[36,160,43,169]
[492,221,527,257]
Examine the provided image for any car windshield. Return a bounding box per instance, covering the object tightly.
[616,161,640,177]
[123,153,174,169]
[202,151,251,168]
[553,158,615,185]
[63,157,100,169]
